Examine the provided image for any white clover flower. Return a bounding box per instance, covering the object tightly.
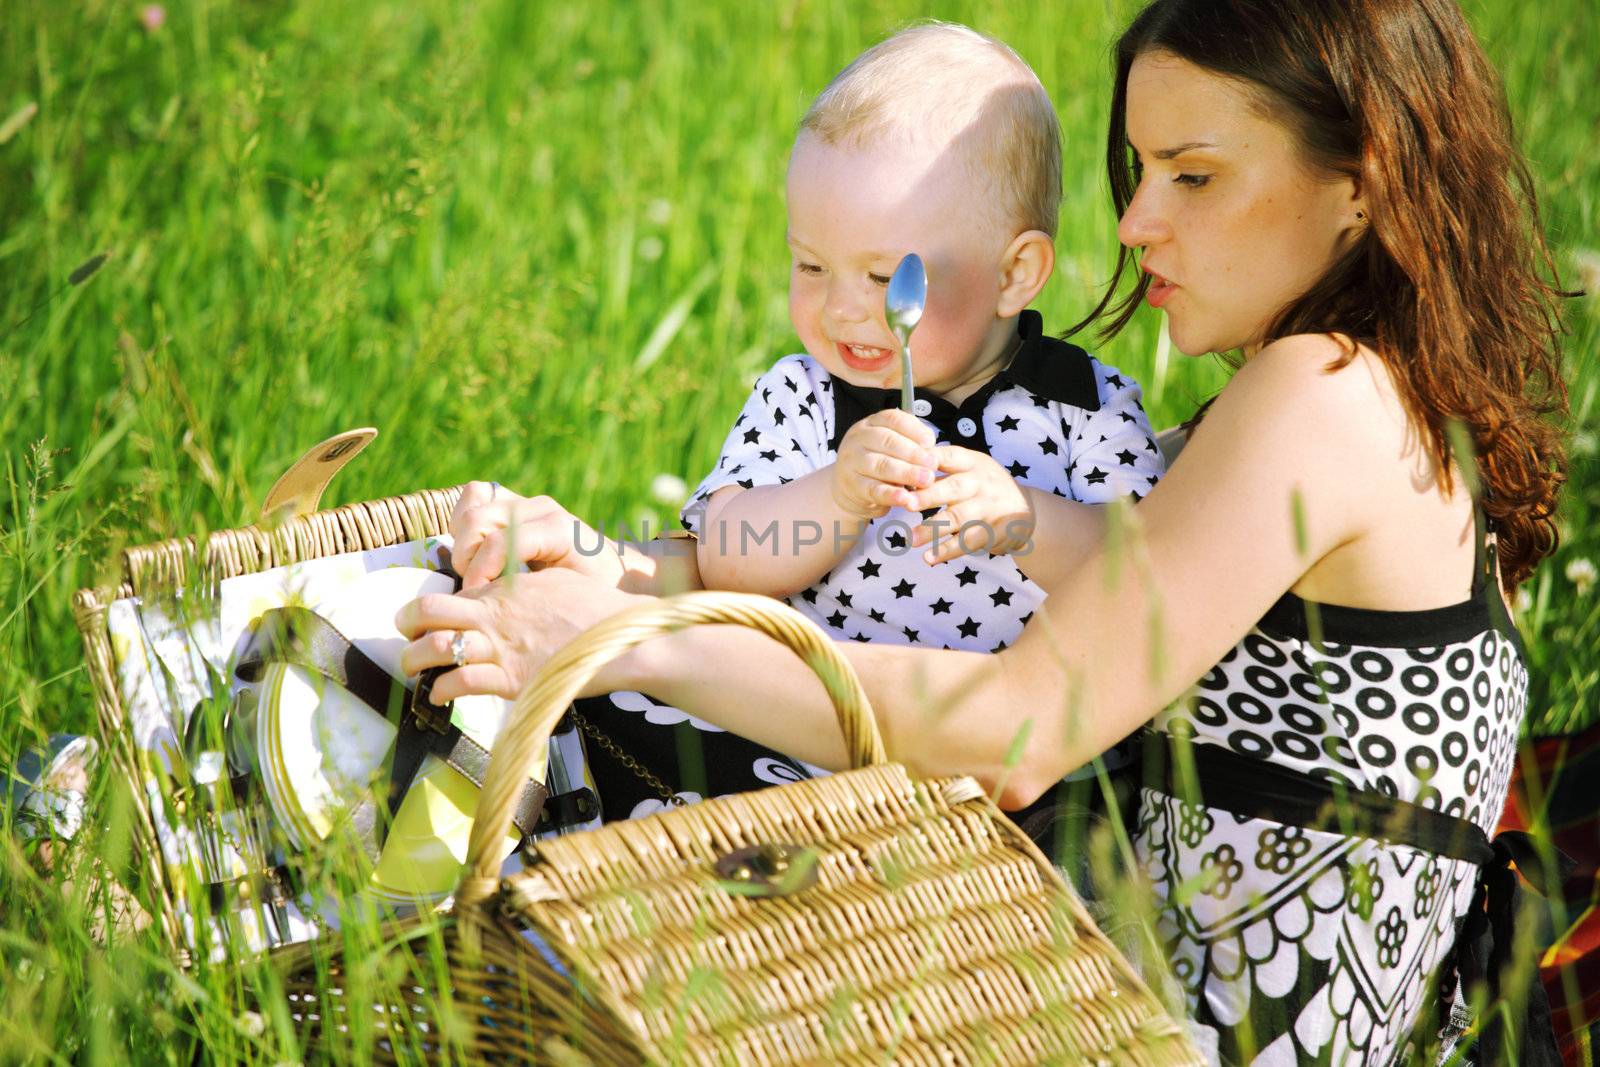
[1574,249,1600,297]
[637,236,664,262]
[646,198,673,226]
[239,1010,266,1038]
[649,473,687,506]
[1514,586,1533,615]
[1572,431,1596,458]
[1565,557,1597,596]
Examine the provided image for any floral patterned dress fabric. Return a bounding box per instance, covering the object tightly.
[1136,579,1527,1065]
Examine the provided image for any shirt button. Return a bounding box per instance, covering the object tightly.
[912,398,933,417]
[956,417,979,438]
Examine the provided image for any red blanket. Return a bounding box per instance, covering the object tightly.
[1499,722,1600,1065]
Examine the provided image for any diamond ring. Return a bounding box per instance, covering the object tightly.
[450,630,469,668]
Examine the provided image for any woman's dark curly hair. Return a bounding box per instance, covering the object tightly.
[1075,0,1571,586]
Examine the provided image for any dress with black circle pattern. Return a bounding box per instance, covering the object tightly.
[1135,524,1526,1065]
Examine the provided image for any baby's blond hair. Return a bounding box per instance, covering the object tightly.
[799,22,1062,237]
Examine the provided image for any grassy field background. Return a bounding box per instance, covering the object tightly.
[0,0,1595,1061]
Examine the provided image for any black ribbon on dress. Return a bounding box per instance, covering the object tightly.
[1449,832,1572,1066]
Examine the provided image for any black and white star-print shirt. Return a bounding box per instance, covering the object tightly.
[678,309,1164,654]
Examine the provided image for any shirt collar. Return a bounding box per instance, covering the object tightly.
[826,310,1102,452]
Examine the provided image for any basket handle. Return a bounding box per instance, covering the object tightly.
[457,591,885,906]
[261,427,378,520]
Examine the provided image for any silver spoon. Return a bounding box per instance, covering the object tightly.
[885,253,927,413]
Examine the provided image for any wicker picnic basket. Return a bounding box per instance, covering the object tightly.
[270,589,1203,1065]
[71,431,1200,1063]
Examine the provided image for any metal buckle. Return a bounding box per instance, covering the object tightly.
[411,666,455,733]
[714,843,819,898]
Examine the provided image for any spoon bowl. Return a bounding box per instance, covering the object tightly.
[885,253,927,412]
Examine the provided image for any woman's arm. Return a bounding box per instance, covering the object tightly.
[405,337,1396,806]
[447,481,706,597]
[1006,489,1106,592]
[615,340,1380,800]
[623,531,705,596]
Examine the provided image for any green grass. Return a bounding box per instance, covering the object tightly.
[1,0,1597,1062]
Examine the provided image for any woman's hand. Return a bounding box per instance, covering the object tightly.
[905,446,1036,564]
[395,568,641,703]
[449,481,625,591]
[830,410,937,519]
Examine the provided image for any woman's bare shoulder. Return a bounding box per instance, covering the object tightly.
[1153,334,1377,463]
[1154,333,1419,556]
[1151,331,1388,464]
[1247,332,1389,391]
[1225,333,1412,457]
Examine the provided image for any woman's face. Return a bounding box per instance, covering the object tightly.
[1118,51,1364,356]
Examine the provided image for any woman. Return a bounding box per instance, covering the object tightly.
[399,0,1570,1061]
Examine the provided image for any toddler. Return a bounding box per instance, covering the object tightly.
[582,23,1164,822]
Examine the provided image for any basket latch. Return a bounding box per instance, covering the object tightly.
[714,843,819,898]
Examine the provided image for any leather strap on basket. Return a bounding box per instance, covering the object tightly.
[236,606,555,843]
[457,591,885,907]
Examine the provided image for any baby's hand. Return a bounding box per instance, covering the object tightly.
[831,410,937,520]
[906,447,1036,564]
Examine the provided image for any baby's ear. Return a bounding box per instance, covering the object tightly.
[997,230,1055,316]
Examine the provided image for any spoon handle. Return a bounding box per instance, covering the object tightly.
[900,343,915,413]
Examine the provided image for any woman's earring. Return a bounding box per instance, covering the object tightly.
[1355,209,1368,224]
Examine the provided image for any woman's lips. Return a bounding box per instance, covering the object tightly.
[837,341,896,372]
[1145,272,1177,309]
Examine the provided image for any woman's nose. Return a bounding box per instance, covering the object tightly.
[1117,180,1170,250]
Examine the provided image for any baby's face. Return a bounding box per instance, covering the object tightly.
[785,132,1012,394]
